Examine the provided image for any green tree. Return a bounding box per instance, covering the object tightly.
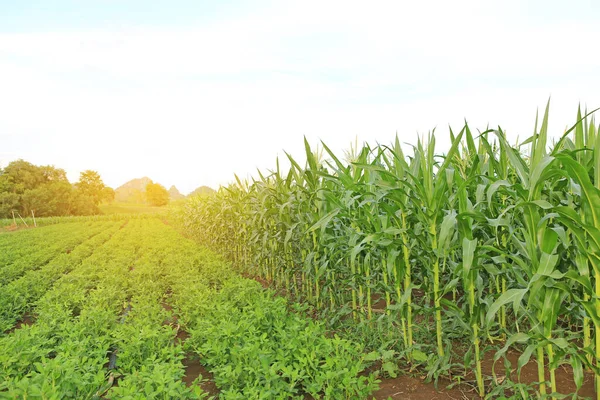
[145,183,169,206]
[2,160,46,194]
[0,192,19,217]
[70,191,101,215]
[101,187,115,203]
[0,162,109,217]
[40,165,68,182]
[76,170,106,206]
[21,181,74,217]
[0,161,72,217]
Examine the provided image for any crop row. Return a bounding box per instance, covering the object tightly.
[0,217,381,399]
[0,221,117,286]
[0,219,197,398]
[156,225,379,399]
[0,213,141,230]
[0,220,124,333]
[173,105,600,399]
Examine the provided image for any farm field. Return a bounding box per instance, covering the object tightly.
[0,216,381,399]
[3,107,600,400]
[98,202,168,215]
[174,106,600,399]
[0,203,167,232]
[3,1,598,399]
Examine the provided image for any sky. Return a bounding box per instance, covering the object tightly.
[1,0,599,194]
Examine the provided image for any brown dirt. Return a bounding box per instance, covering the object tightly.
[161,301,177,326]
[176,329,190,344]
[3,223,19,232]
[5,312,35,334]
[370,348,597,400]
[372,346,597,400]
[162,300,220,396]
[178,329,219,396]
[374,375,475,400]
[478,348,595,398]
[182,355,220,395]
[252,275,270,289]
[371,296,388,311]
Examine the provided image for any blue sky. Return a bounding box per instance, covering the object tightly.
[1,0,599,193]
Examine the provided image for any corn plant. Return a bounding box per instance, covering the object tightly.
[177,102,600,399]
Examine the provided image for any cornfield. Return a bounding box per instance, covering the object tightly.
[176,103,600,398]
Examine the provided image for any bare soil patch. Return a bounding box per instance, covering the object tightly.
[5,312,35,334]
[162,300,220,396]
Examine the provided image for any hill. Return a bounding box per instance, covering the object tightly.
[188,186,215,197]
[168,185,185,200]
[115,178,214,202]
[114,177,153,203]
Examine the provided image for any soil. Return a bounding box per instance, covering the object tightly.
[478,348,595,398]
[182,355,220,395]
[375,375,474,399]
[5,312,35,334]
[251,274,270,289]
[162,300,221,397]
[370,347,597,399]
[176,329,190,343]
[3,223,19,232]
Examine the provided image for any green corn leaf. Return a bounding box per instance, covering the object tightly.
[571,356,584,389]
[462,238,477,283]
[517,344,536,378]
[486,289,527,324]
[536,252,558,276]
[438,211,457,252]
[556,154,600,228]
[495,332,530,361]
[307,209,340,234]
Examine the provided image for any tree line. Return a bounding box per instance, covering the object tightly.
[0,160,114,218]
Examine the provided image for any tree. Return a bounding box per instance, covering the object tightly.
[70,191,101,215]
[0,161,73,217]
[2,160,46,193]
[21,181,74,217]
[145,183,169,206]
[40,165,68,182]
[101,187,115,204]
[0,161,109,217]
[76,170,106,206]
[0,192,19,217]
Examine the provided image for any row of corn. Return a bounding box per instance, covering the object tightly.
[176,103,600,398]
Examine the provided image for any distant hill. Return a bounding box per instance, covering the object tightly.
[168,185,185,200]
[188,186,215,197]
[115,178,214,203]
[114,177,153,203]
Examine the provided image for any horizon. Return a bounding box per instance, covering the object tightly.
[110,175,214,195]
[2,0,600,194]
